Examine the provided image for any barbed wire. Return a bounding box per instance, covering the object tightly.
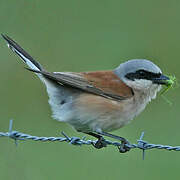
[1,120,180,159]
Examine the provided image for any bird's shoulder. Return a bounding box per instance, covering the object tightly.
[81,71,134,99]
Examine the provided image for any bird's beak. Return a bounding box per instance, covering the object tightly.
[152,74,170,86]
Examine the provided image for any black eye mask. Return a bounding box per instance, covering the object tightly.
[125,69,161,81]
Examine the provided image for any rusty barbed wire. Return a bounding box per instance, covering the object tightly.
[1,120,180,159]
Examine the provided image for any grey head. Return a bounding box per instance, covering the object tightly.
[114,59,169,90]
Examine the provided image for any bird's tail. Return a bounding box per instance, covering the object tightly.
[2,34,43,73]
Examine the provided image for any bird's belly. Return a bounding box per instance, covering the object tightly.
[66,94,139,132]
[47,87,147,133]
[67,110,127,132]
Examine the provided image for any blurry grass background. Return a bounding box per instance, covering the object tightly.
[0,0,180,179]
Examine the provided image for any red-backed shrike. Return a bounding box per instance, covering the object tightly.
[2,35,170,152]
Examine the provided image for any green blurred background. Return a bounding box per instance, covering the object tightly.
[0,0,180,179]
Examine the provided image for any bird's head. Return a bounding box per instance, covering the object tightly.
[114,59,169,98]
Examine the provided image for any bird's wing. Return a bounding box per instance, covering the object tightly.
[27,69,134,101]
[2,34,133,101]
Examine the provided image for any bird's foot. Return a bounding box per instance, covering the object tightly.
[95,131,131,153]
[118,138,130,153]
[92,136,107,149]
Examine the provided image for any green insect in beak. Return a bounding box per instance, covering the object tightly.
[160,75,177,95]
[160,75,178,105]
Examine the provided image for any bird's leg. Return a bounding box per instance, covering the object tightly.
[95,131,130,153]
[84,132,107,149]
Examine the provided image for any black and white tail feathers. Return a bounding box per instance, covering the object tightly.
[1,35,76,122]
[1,34,128,101]
[1,34,43,72]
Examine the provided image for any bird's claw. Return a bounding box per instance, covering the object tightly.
[118,139,130,153]
[92,136,107,149]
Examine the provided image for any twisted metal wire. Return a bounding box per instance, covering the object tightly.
[1,120,180,159]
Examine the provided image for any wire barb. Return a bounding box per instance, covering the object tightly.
[8,119,25,146]
[1,120,180,158]
[137,132,146,160]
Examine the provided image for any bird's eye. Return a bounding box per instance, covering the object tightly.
[139,70,145,74]
[138,70,146,76]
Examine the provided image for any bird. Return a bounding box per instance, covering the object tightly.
[2,34,170,152]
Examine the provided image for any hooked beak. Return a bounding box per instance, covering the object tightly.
[152,74,170,86]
